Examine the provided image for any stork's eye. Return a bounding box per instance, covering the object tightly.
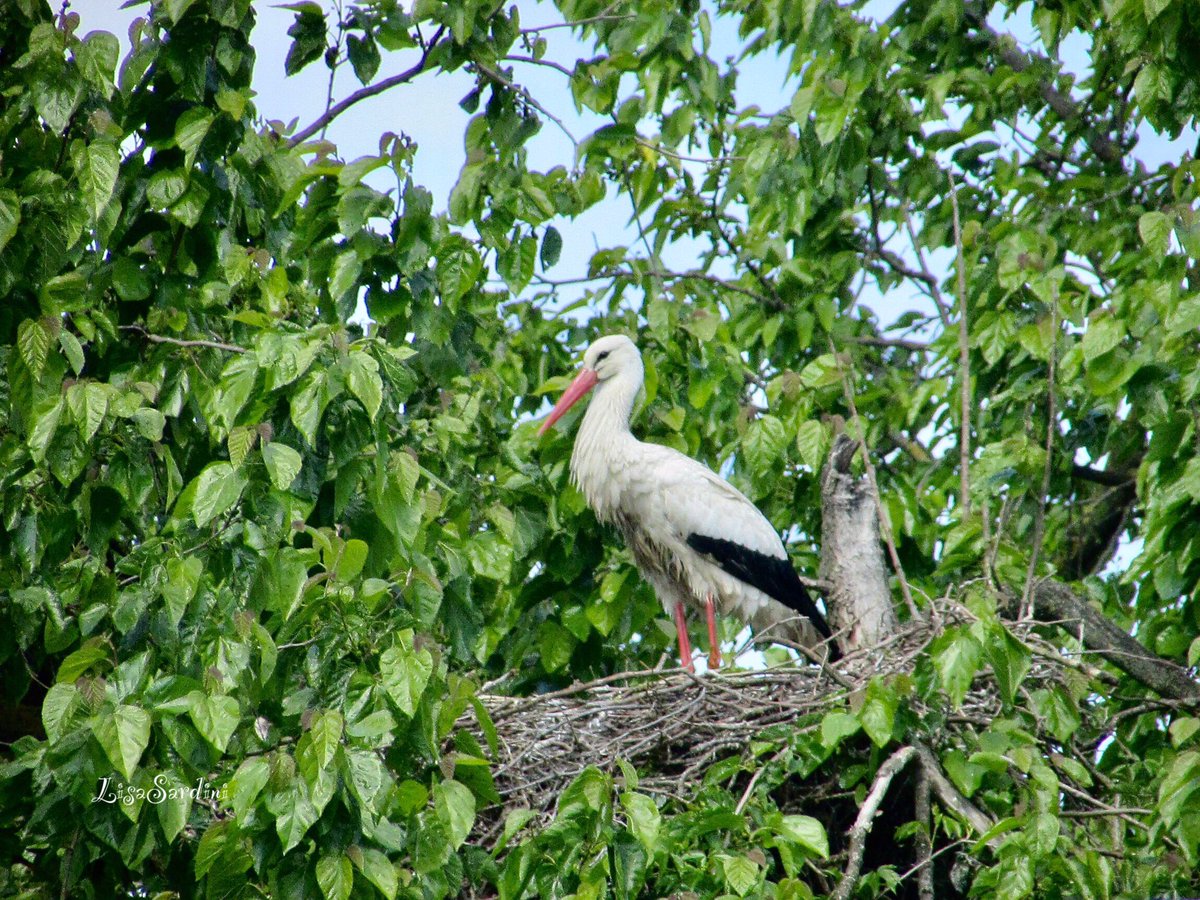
[596,350,610,362]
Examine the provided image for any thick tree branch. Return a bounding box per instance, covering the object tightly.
[1070,464,1134,488]
[820,434,900,650]
[1030,580,1200,701]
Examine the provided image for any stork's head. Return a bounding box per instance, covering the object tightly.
[538,334,642,435]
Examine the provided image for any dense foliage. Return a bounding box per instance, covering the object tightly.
[1,0,1198,896]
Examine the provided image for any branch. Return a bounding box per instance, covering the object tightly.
[287,27,446,148]
[1070,464,1134,488]
[849,335,931,352]
[503,54,576,79]
[1030,579,1200,701]
[475,60,577,149]
[912,742,999,845]
[948,172,972,518]
[832,746,918,900]
[830,360,920,620]
[820,434,900,650]
[962,3,1122,165]
[118,325,246,354]
[1022,297,1058,616]
[520,13,634,33]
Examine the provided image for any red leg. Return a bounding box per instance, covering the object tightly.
[704,595,721,669]
[673,600,694,672]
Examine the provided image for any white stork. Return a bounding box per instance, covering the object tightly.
[538,334,839,671]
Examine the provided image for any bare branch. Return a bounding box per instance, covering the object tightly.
[288,27,447,148]
[503,54,576,79]
[1029,580,1200,701]
[1022,298,1058,616]
[520,13,634,34]
[832,746,918,900]
[948,172,972,518]
[118,325,246,354]
[913,742,1000,845]
[850,335,931,352]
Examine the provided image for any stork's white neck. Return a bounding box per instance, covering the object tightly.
[569,365,642,519]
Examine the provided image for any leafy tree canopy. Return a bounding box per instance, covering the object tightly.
[1,0,1199,897]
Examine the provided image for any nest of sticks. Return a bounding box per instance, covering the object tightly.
[462,605,1087,844]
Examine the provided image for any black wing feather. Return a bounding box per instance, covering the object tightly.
[685,533,834,643]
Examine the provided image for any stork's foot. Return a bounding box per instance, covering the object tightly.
[673,600,695,673]
[704,594,721,669]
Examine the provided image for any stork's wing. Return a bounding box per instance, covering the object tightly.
[637,444,833,641]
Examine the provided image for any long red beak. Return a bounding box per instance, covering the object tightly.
[537,368,599,436]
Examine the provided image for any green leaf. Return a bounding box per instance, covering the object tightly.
[18,319,50,378]
[0,188,20,253]
[27,398,62,463]
[795,419,827,469]
[58,638,110,682]
[309,710,343,769]
[742,414,788,475]
[346,33,381,84]
[860,678,898,747]
[1138,210,1171,255]
[332,538,368,581]
[540,225,563,270]
[498,235,537,293]
[437,236,482,305]
[227,424,257,468]
[932,627,982,708]
[346,351,383,420]
[164,0,199,22]
[620,792,661,852]
[262,441,302,490]
[380,631,433,716]
[155,772,193,843]
[1081,317,1123,362]
[285,5,327,75]
[276,788,319,853]
[190,462,248,528]
[1158,750,1200,823]
[92,704,151,780]
[777,814,830,857]
[228,756,270,820]
[76,30,120,95]
[983,624,1031,706]
[316,854,354,900]
[66,382,110,442]
[163,557,202,628]
[722,854,759,897]
[80,142,120,221]
[56,330,84,375]
[33,75,82,133]
[329,247,362,301]
[538,620,575,672]
[132,407,164,441]
[351,847,398,900]
[42,682,82,743]
[186,692,240,753]
[434,779,476,850]
[820,710,861,748]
